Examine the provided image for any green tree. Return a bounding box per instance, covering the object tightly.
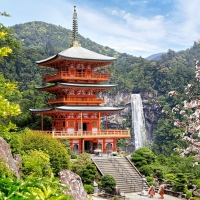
[131,147,156,168]
[22,149,52,178]
[71,153,92,175]
[101,174,116,194]
[81,163,98,185]
[20,129,70,175]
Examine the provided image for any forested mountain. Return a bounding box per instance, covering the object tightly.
[1,21,200,156]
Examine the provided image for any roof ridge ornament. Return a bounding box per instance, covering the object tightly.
[70,6,81,47]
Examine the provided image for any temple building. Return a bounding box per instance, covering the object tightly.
[30,6,130,153]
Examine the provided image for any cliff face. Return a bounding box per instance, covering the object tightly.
[101,91,161,142]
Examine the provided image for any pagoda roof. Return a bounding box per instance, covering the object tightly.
[36,83,117,90]
[36,46,116,64]
[30,106,124,113]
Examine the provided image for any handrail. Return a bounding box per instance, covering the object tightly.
[32,130,130,139]
[44,71,109,82]
[125,156,150,188]
[107,154,135,192]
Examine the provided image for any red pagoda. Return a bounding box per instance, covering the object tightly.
[30,6,130,153]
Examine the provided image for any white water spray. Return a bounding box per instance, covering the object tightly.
[131,94,147,150]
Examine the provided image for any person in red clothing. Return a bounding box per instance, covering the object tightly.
[148,185,155,198]
[158,185,165,199]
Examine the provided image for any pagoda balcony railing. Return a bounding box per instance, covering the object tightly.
[44,71,109,82]
[48,97,104,105]
[34,129,130,139]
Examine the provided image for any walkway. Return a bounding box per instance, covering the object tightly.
[92,192,181,200]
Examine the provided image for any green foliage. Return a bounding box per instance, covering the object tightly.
[84,184,94,194]
[20,129,70,175]
[173,173,187,192]
[81,164,98,185]
[165,174,176,184]
[139,165,153,176]
[22,149,52,178]
[0,176,72,199]
[0,73,21,132]
[131,147,156,168]
[71,153,92,175]
[71,154,77,159]
[101,174,116,194]
[0,158,13,178]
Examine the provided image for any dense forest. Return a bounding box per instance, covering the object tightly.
[2,19,200,199]
[1,21,200,157]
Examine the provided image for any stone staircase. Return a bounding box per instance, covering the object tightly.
[92,155,149,193]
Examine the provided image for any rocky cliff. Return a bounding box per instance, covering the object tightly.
[101,91,161,142]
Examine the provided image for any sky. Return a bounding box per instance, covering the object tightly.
[1,0,200,58]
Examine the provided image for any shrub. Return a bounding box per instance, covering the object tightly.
[146,176,153,182]
[139,165,153,176]
[173,173,187,192]
[0,158,13,178]
[164,174,176,184]
[185,190,192,199]
[71,154,77,159]
[154,169,164,179]
[131,147,156,168]
[84,184,94,194]
[71,153,92,175]
[81,163,98,185]
[0,176,72,199]
[22,149,52,178]
[101,174,116,194]
[21,129,70,175]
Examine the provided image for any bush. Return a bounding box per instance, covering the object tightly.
[22,149,52,178]
[185,190,192,199]
[0,176,72,199]
[146,176,153,182]
[71,153,92,175]
[84,184,94,194]
[139,165,153,176]
[0,158,13,178]
[71,154,77,159]
[81,163,98,185]
[21,129,70,175]
[101,174,116,194]
[131,147,156,168]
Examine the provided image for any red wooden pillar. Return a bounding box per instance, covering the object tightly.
[113,138,117,152]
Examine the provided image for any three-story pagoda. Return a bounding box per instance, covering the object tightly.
[30,6,130,153]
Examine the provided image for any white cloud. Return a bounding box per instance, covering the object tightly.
[1,0,200,57]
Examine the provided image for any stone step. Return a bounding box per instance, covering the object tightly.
[92,156,149,193]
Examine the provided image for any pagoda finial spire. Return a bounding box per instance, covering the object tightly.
[70,6,81,47]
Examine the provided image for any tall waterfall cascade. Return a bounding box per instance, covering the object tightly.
[131,94,147,150]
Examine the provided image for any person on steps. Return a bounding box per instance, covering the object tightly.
[148,185,155,198]
[158,185,165,199]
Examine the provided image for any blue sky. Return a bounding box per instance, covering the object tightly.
[1,0,200,58]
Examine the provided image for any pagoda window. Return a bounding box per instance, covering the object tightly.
[97,144,102,149]
[68,121,74,127]
[106,143,113,149]
[92,121,97,126]
[63,122,65,127]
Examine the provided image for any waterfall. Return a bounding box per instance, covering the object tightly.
[131,94,147,150]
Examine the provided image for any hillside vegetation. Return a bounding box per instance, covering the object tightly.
[1,21,200,157]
